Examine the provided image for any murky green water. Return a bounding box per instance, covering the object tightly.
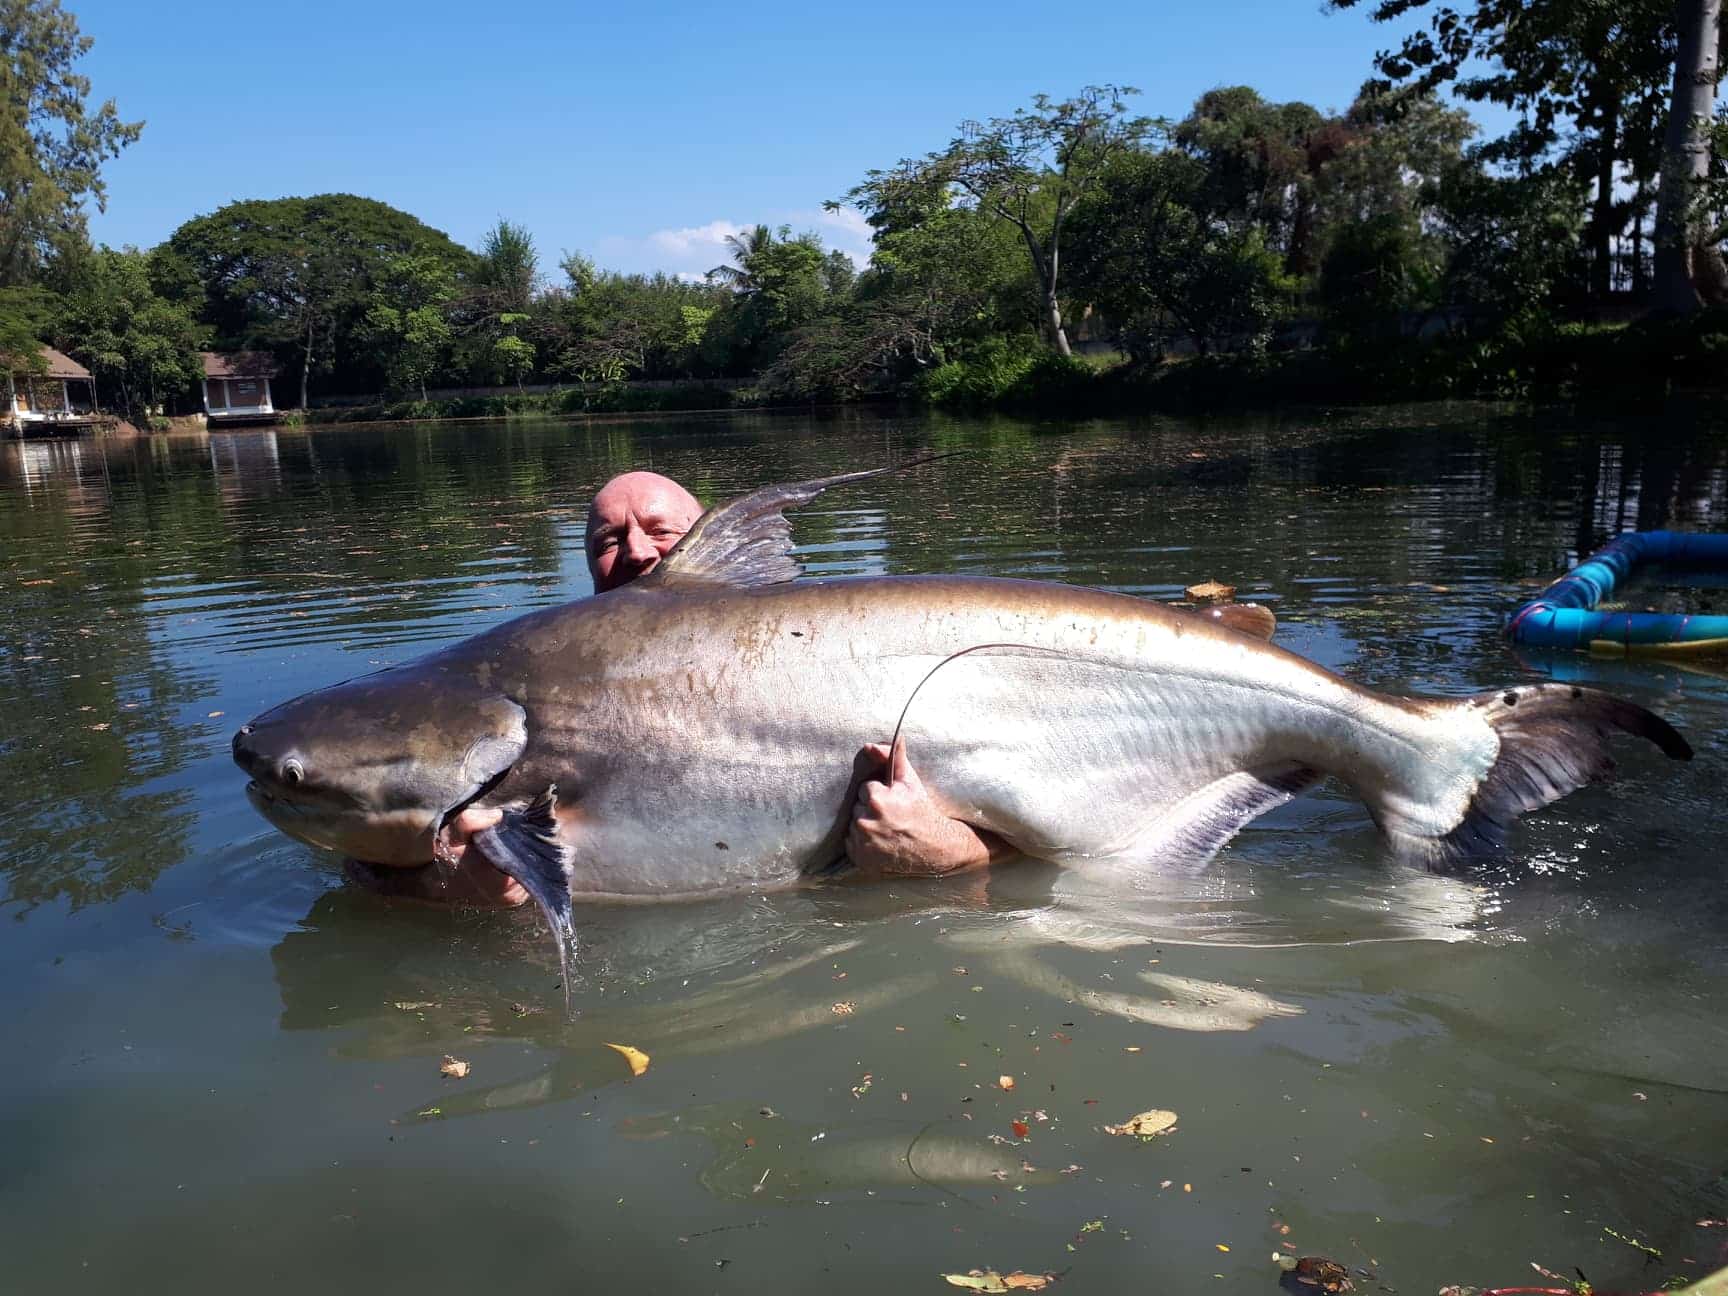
[3,406,1726,1295]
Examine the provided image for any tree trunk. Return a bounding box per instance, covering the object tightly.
[1590,91,1618,300]
[1653,0,1723,313]
[1044,291,1072,356]
[300,309,314,409]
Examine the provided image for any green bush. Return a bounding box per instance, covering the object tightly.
[917,336,1042,408]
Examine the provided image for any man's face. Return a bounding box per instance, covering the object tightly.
[585,472,703,592]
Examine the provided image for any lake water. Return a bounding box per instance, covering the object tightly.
[3,406,1725,1295]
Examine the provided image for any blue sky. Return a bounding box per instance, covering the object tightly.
[77,0,1458,279]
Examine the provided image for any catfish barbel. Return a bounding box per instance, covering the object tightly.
[233,468,1693,955]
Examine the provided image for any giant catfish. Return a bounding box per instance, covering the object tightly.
[233,467,1694,954]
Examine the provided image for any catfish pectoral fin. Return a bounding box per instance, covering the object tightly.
[475,785,574,935]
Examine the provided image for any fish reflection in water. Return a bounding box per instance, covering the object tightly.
[619,1103,1069,1204]
[272,846,1492,1125]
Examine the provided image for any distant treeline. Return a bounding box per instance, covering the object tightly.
[4,0,1728,426]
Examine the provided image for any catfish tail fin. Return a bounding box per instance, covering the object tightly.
[1386,683,1690,864]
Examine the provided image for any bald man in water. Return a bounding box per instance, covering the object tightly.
[424,470,1004,904]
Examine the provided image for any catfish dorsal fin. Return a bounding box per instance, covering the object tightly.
[642,457,953,590]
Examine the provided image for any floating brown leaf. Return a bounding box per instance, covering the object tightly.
[1272,1254,1352,1292]
[439,1056,471,1079]
[1185,580,1235,602]
[1103,1109,1178,1138]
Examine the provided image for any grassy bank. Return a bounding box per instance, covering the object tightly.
[294,381,760,425]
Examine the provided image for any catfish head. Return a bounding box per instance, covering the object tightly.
[232,661,526,867]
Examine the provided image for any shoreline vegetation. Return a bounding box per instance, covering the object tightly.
[5,2,1728,432]
[268,303,1728,428]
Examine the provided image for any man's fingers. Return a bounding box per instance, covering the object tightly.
[888,732,917,787]
[451,805,504,837]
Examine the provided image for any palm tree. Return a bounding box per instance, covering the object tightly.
[707,223,785,292]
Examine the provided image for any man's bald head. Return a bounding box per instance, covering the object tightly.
[585,471,703,592]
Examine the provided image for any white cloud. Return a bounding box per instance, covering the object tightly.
[647,219,748,258]
[599,206,877,278]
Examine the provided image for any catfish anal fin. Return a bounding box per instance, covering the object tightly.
[1124,763,1321,868]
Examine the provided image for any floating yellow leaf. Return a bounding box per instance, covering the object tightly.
[941,1270,1056,1292]
[1104,1109,1178,1138]
[604,1042,651,1077]
[438,1055,470,1079]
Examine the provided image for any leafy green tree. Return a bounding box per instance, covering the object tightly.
[707,223,778,291]
[0,0,142,288]
[846,86,1155,355]
[1318,212,1441,345]
[360,252,457,398]
[164,194,473,406]
[54,246,205,420]
[783,202,1036,393]
[1432,166,1586,323]
[1173,86,1346,276]
[1329,0,1692,302]
[1066,150,1293,360]
[456,218,541,381]
[0,284,50,371]
[703,225,850,370]
[473,218,537,313]
[1311,89,1475,233]
[553,253,727,380]
[491,333,535,389]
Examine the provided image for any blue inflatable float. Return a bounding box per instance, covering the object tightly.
[1507,530,1728,657]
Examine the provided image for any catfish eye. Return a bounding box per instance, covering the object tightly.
[281,758,305,787]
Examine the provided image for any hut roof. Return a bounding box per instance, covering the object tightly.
[30,346,92,380]
[202,351,276,379]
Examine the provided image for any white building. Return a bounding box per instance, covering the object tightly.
[6,347,99,435]
[202,352,277,424]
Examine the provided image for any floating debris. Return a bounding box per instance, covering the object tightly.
[1103,1109,1178,1138]
[603,1042,651,1077]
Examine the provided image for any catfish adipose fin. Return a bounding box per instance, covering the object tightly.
[1196,602,1276,641]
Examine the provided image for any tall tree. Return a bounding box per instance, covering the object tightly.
[54,246,205,421]
[0,0,142,288]
[707,223,782,292]
[473,218,538,313]
[845,86,1154,355]
[1330,0,1679,299]
[1066,150,1293,359]
[164,195,473,406]
[1173,87,1348,276]
[360,252,456,399]
[1654,0,1725,310]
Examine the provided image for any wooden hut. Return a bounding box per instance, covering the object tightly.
[6,347,99,435]
[202,352,278,424]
